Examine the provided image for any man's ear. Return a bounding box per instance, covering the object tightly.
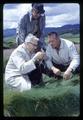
[32,3,34,7]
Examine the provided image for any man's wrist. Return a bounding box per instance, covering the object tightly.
[67,67,73,73]
[71,68,74,73]
[32,58,40,65]
[32,58,36,63]
[51,66,55,71]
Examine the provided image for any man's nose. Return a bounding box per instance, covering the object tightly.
[50,42,53,46]
[34,46,37,49]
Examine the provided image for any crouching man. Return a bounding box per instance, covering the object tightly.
[5,34,45,92]
[46,32,80,80]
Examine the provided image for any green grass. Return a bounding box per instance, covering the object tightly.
[60,33,79,38]
[60,33,80,43]
[3,36,16,48]
[4,74,80,117]
[4,36,16,42]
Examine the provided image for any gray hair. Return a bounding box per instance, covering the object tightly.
[25,33,39,43]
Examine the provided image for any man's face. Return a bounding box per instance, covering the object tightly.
[32,9,41,19]
[28,41,38,53]
[48,34,60,49]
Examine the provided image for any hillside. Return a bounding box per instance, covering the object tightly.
[3,29,16,37]
[3,24,80,49]
[44,24,80,36]
[3,24,80,38]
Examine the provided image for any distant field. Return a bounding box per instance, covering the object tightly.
[60,33,80,43]
[3,36,17,48]
[3,36,16,42]
[45,33,80,44]
[4,33,80,45]
[60,33,79,38]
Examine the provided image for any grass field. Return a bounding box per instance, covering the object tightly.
[60,33,80,43]
[3,33,80,116]
[4,74,80,116]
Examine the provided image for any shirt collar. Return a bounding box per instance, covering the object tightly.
[23,43,36,57]
[22,43,31,55]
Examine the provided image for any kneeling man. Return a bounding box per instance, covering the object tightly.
[46,32,80,80]
[5,34,45,92]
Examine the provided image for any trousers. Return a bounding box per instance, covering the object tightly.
[28,61,80,85]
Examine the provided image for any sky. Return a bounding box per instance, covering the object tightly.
[3,3,80,29]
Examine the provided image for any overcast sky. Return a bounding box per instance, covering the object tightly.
[3,3,80,29]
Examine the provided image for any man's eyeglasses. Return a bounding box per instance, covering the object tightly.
[32,9,40,15]
[29,42,38,47]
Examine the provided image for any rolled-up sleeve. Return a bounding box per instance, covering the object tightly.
[68,43,80,71]
[12,51,36,74]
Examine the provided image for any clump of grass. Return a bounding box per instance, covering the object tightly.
[4,74,80,117]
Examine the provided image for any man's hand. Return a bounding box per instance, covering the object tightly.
[33,51,45,62]
[63,68,72,80]
[51,66,61,76]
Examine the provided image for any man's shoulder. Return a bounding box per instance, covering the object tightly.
[21,12,30,20]
[12,44,25,55]
[61,38,73,46]
[46,44,52,51]
[24,12,30,17]
[47,44,51,48]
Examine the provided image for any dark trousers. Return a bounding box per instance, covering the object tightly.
[51,62,80,74]
[28,61,51,85]
[28,62,44,85]
[28,61,80,85]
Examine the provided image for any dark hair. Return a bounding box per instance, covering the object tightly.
[32,4,45,14]
[48,32,58,37]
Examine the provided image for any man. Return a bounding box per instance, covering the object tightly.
[16,3,46,50]
[5,34,45,92]
[46,32,80,80]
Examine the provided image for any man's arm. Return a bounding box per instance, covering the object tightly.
[12,50,45,75]
[12,51,36,74]
[68,43,80,72]
[16,13,30,45]
[46,45,54,69]
[46,45,61,76]
[40,14,45,32]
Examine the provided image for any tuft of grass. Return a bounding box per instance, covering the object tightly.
[4,74,80,117]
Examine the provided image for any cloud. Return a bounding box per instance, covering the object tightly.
[3,4,19,9]
[46,12,79,27]
[17,4,32,20]
[44,3,79,16]
[3,3,80,29]
[45,3,80,27]
[3,4,32,29]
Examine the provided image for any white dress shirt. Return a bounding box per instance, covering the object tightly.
[5,43,36,81]
[46,38,80,71]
